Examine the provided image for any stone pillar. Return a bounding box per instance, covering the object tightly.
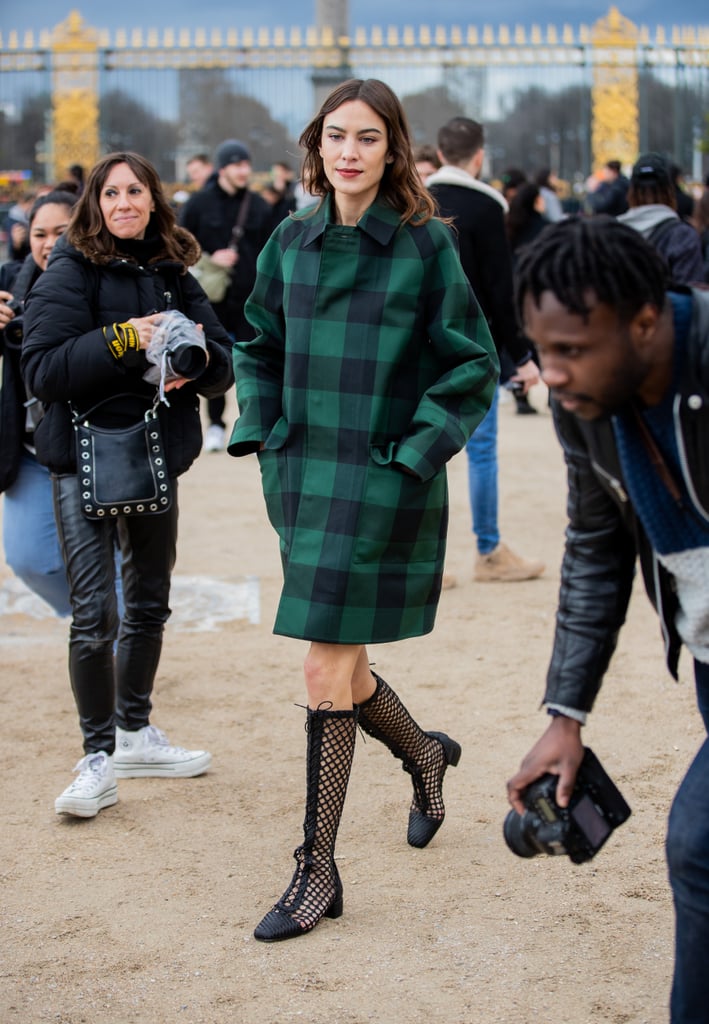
[312,0,351,112]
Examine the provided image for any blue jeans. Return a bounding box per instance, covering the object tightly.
[465,386,499,555]
[666,659,709,1023]
[3,451,71,616]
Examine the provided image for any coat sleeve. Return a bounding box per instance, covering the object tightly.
[543,403,637,713]
[21,252,128,405]
[179,270,234,398]
[470,200,529,365]
[228,228,286,456]
[393,222,500,481]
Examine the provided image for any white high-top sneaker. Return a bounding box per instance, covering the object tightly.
[113,725,211,778]
[55,751,118,818]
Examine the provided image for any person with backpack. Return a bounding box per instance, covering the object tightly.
[618,152,704,286]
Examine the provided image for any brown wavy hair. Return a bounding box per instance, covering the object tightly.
[299,78,436,226]
[66,151,200,269]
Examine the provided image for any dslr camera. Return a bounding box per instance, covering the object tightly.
[503,747,631,864]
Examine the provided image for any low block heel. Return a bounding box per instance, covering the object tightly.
[326,893,344,919]
[429,731,462,768]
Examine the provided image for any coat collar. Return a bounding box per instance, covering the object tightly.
[299,194,401,247]
[426,165,509,213]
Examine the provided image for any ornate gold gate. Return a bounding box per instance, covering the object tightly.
[1,6,707,181]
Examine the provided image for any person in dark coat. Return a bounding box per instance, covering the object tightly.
[0,190,78,615]
[21,152,234,819]
[426,117,544,581]
[506,183,549,257]
[179,139,273,451]
[585,158,629,216]
[229,78,498,942]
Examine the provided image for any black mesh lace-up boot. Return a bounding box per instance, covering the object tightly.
[254,705,358,942]
[357,672,461,848]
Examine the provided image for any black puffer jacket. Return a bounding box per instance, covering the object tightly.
[0,255,40,492]
[545,287,709,713]
[21,233,234,477]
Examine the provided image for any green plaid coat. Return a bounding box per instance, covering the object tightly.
[229,196,498,643]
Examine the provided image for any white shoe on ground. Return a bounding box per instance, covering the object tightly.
[204,424,226,452]
[55,751,118,818]
[113,725,212,778]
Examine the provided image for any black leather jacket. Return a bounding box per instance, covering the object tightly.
[545,287,709,713]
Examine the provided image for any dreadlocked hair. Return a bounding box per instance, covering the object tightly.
[514,215,668,325]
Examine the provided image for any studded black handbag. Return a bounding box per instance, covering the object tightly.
[71,393,173,519]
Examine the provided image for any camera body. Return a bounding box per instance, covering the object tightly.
[504,747,631,864]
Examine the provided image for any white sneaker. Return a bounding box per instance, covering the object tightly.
[55,751,118,818]
[113,725,212,778]
[204,424,225,452]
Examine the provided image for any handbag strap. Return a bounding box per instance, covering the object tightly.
[229,191,251,250]
[71,391,160,425]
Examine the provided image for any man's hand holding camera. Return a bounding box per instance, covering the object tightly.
[505,720,631,864]
[507,713,584,814]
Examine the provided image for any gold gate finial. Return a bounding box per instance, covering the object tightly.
[50,9,100,182]
[590,6,639,171]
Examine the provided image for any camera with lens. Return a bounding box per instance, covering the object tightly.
[3,297,25,349]
[165,334,208,380]
[144,309,208,387]
[503,747,631,864]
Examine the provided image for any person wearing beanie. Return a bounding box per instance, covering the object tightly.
[180,138,273,451]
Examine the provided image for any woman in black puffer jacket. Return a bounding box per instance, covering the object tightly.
[0,189,78,615]
[22,152,234,819]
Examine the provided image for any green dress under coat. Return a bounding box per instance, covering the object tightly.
[229,195,498,644]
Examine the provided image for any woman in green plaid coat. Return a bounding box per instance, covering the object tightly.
[228,79,498,942]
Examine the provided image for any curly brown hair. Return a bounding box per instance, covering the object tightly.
[66,151,199,269]
[299,78,436,226]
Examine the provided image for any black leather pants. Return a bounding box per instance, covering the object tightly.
[53,474,179,754]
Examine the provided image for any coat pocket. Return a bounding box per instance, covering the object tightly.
[352,445,447,566]
[257,418,294,555]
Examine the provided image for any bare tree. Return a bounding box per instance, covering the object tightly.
[0,93,51,181]
[401,85,466,147]
[100,90,179,180]
[178,70,299,172]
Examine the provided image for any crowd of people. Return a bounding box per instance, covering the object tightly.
[1,79,709,1021]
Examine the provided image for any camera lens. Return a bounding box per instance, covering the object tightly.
[503,809,544,859]
[167,343,208,378]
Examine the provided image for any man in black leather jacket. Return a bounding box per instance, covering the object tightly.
[507,216,709,1024]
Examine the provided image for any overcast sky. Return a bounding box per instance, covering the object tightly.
[4,1,707,36]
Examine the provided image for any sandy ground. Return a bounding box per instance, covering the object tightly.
[1,386,704,1024]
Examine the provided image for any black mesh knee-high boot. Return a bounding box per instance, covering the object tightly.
[357,672,461,848]
[254,705,358,943]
